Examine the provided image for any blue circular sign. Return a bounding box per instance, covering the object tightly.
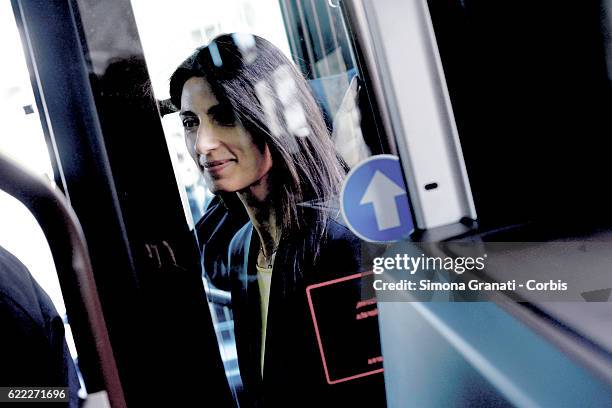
[341,155,414,242]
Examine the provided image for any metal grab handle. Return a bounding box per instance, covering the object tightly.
[0,151,126,408]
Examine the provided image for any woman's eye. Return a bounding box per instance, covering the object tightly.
[182,117,199,130]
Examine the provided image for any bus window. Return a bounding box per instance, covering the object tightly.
[129,1,402,406]
[130,2,295,402]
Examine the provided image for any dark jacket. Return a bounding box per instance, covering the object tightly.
[196,195,249,291]
[0,245,80,407]
[227,212,386,407]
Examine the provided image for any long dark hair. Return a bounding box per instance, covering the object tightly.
[170,33,345,263]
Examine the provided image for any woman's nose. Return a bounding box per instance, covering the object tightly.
[194,127,221,155]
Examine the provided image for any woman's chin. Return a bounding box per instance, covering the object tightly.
[207,180,243,194]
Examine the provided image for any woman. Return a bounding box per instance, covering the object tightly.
[170,34,385,406]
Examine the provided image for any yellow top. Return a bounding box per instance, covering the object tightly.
[256,263,272,377]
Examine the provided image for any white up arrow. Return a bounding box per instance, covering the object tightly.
[359,171,407,231]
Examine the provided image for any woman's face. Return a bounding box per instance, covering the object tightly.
[180,76,272,193]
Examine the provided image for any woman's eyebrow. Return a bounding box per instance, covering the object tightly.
[206,104,226,116]
[179,110,196,117]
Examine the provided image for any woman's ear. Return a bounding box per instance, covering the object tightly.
[263,143,274,170]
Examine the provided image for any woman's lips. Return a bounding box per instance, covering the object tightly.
[203,159,235,174]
